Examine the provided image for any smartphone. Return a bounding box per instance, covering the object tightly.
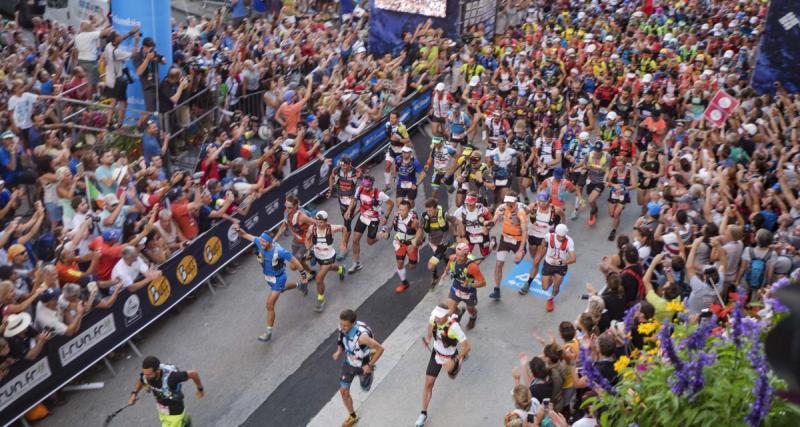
[542,398,551,413]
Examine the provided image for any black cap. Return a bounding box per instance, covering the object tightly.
[168,187,184,201]
[593,141,603,151]
[142,37,155,47]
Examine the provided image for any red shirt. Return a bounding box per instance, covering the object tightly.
[89,237,125,281]
[295,141,316,168]
[171,200,199,240]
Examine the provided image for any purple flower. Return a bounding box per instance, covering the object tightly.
[578,346,616,395]
[659,323,691,395]
[686,351,717,398]
[622,303,640,345]
[680,316,716,352]
[765,277,790,314]
[745,328,773,427]
[730,287,746,349]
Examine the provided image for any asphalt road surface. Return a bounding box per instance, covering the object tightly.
[37,126,641,427]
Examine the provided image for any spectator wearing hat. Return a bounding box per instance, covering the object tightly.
[275,77,314,139]
[159,67,191,119]
[88,225,149,282]
[34,287,86,337]
[133,37,167,113]
[0,130,36,186]
[99,191,144,235]
[2,311,51,363]
[111,246,162,293]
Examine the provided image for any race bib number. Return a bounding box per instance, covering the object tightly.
[264,275,277,284]
[340,196,352,206]
[455,288,472,299]
[469,234,484,244]
[611,189,625,200]
[503,234,518,244]
[392,239,401,251]
[495,179,508,186]
[157,403,170,415]
[401,181,413,189]
[360,214,374,225]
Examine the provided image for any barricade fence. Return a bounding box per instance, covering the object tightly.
[0,86,433,426]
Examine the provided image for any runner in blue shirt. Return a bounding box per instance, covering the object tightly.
[394,146,426,209]
[233,225,309,343]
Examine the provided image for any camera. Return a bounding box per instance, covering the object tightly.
[121,67,135,84]
[153,52,165,63]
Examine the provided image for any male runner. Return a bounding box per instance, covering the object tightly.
[565,133,593,220]
[128,355,204,427]
[446,102,475,152]
[305,211,347,312]
[605,153,637,241]
[391,199,423,293]
[454,149,492,208]
[344,175,394,273]
[333,309,385,427]
[490,192,528,301]
[233,225,308,342]
[327,155,361,259]
[384,112,411,193]
[509,120,535,204]
[520,192,559,295]
[424,136,456,199]
[485,137,518,208]
[538,166,575,220]
[275,194,316,279]
[394,146,426,209]
[453,192,494,258]
[421,197,453,288]
[584,142,611,226]
[416,303,472,426]
[542,224,576,312]
[443,242,487,328]
[533,127,562,186]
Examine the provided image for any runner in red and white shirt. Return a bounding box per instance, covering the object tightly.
[519,192,559,296]
[430,82,454,137]
[541,224,576,313]
[344,175,394,274]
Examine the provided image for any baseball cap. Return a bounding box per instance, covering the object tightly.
[503,195,518,203]
[579,131,590,141]
[465,194,478,204]
[7,244,26,261]
[103,193,119,207]
[593,141,603,151]
[315,210,329,220]
[401,146,414,153]
[555,224,568,237]
[537,192,550,202]
[553,167,564,179]
[431,305,449,319]
[102,229,120,242]
[284,90,296,103]
[435,82,446,91]
[647,202,661,217]
[306,114,317,124]
[606,111,618,121]
[1,130,15,139]
[39,287,61,303]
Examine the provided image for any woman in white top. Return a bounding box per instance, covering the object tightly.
[304,211,346,313]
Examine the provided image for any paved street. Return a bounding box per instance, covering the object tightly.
[36,123,640,427]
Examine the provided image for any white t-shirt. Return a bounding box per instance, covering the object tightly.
[8,92,37,130]
[104,43,132,87]
[111,257,149,290]
[544,233,575,265]
[74,31,101,61]
[34,302,68,335]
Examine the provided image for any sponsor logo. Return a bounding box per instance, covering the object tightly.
[361,128,385,152]
[204,236,223,265]
[0,358,52,411]
[244,214,260,230]
[285,187,299,199]
[319,162,330,180]
[227,224,239,243]
[122,294,142,327]
[303,175,315,190]
[59,314,116,366]
[176,255,198,285]
[265,199,280,215]
[148,277,171,307]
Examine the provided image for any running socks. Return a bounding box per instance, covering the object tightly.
[398,267,407,284]
[384,172,392,187]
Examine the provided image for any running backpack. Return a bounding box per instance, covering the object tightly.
[745,248,773,289]
[338,321,375,355]
[548,233,569,251]
[622,265,646,301]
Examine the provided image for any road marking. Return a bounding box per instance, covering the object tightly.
[500,260,570,300]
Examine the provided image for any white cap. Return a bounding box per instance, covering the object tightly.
[401,146,414,153]
[606,111,618,121]
[743,123,758,135]
[701,23,710,31]
[555,224,568,237]
[703,69,714,76]
[577,11,586,19]
[203,42,216,51]
[626,72,636,80]
[435,82,446,91]
[355,46,366,54]
[566,48,576,55]
[643,74,653,83]
[469,75,481,87]
[584,33,594,40]
[604,35,613,42]
[714,23,723,30]
[610,53,620,60]
[713,30,723,37]
[585,44,597,54]
[750,16,758,25]
[724,50,734,59]
[503,195,518,203]
[579,131,590,141]
[353,7,366,17]
[632,11,644,18]
[315,210,329,220]
[431,305,449,320]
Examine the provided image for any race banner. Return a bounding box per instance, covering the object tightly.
[0,87,432,426]
[367,0,461,56]
[460,0,498,36]
[752,0,800,94]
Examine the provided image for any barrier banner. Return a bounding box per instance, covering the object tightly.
[752,0,800,94]
[109,0,173,115]
[459,0,497,36]
[367,0,461,56]
[0,88,432,425]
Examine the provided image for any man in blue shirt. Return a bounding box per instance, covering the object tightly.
[229,0,247,24]
[142,119,168,166]
[233,225,309,342]
[0,131,36,186]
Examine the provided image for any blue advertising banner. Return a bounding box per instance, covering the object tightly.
[110,0,173,114]
[752,0,800,94]
[367,0,461,56]
[0,87,432,426]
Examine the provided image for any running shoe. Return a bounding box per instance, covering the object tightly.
[359,372,373,391]
[338,265,346,281]
[415,413,427,427]
[456,307,466,321]
[257,330,272,342]
[342,414,360,427]
[314,298,326,313]
[546,298,554,313]
[467,316,476,330]
[518,283,530,295]
[570,209,578,221]
[395,282,410,293]
[608,229,617,241]
[588,213,597,226]
[430,275,440,290]
[348,262,363,274]
[489,288,501,301]
[298,283,309,296]
[306,271,317,282]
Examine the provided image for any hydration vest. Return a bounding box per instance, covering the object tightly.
[422,206,449,233]
[145,364,183,402]
[393,211,419,241]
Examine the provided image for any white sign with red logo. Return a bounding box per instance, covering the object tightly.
[703,90,740,127]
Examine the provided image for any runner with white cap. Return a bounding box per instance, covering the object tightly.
[430,82,453,137]
[520,192,559,295]
[304,210,347,312]
[394,145,426,209]
[416,303,472,426]
[541,223,576,312]
[490,192,528,301]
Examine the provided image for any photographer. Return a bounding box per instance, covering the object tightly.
[158,67,191,132]
[133,37,167,113]
[103,26,141,128]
